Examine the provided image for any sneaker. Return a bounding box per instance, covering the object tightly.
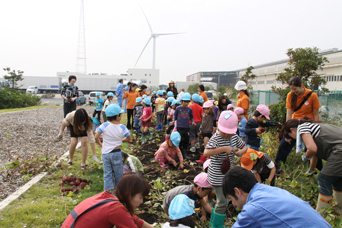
[195,142,200,149]
[305,168,317,176]
[190,146,196,153]
[92,156,101,164]
[141,135,146,144]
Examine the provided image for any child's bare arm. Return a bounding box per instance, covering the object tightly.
[234,145,247,157]
[123,135,133,143]
[254,172,262,183]
[267,166,276,184]
[204,147,233,156]
[94,131,102,147]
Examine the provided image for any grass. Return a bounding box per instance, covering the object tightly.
[0,105,59,113]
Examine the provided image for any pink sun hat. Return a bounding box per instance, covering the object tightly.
[203,159,211,171]
[227,104,234,110]
[218,110,238,134]
[203,101,212,108]
[194,172,211,188]
[256,104,270,120]
[234,107,244,115]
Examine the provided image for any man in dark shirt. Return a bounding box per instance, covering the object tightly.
[61,75,79,117]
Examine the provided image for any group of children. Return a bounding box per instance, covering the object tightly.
[90,84,285,227]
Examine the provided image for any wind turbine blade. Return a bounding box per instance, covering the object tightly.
[134,36,152,68]
[155,32,184,36]
[139,4,153,33]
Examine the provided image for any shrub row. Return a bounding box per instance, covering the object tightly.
[0,88,41,109]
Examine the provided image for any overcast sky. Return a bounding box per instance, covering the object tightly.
[1,0,341,84]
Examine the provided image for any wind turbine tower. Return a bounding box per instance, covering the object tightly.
[76,0,87,75]
[134,7,182,69]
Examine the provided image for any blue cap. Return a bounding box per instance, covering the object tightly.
[142,95,147,99]
[198,96,204,104]
[105,104,124,117]
[152,91,156,95]
[167,91,174,97]
[162,90,166,94]
[157,90,163,96]
[107,92,114,97]
[91,117,100,127]
[136,97,142,103]
[143,98,151,105]
[170,132,181,147]
[96,92,101,96]
[166,97,175,103]
[181,92,191,101]
[171,99,180,106]
[169,194,195,220]
[192,94,200,103]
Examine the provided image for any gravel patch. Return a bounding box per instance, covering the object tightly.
[0,106,94,201]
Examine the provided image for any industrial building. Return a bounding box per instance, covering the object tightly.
[238,48,342,91]
[186,71,239,87]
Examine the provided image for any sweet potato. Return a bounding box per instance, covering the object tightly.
[62,176,67,182]
[59,182,65,186]
[80,182,86,189]
[75,180,80,186]
[61,188,72,192]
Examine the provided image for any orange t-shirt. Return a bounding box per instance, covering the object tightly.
[138,91,148,97]
[237,93,250,120]
[286,88,320,120]
[199,91,208,103]
[124,91,138,109]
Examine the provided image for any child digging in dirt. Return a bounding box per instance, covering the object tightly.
[162,194,197,228]
[122,152,144,174]
[240,148,276,186]
[140,98,153,144]
[155,131,184,169]
[163,173,213,220]
[95,104,132,191]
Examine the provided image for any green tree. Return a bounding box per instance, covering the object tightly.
[240,66,256,90]
[217,86,227,96]
[204,85,214,91]
[270,47,329,123]
[187,83,199,94]
[3,67,24,89]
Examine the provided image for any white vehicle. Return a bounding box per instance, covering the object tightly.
[26,86,38,94]
[88,91,105,105]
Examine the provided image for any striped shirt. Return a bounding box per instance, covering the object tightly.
[206,132,245,186]
[251,153,275,174]
[298,122,321,138]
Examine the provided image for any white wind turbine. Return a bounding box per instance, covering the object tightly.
[134,7,182,69]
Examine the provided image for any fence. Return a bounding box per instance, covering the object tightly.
[250,90,342,123]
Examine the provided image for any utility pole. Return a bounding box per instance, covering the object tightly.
[76,0,87,75]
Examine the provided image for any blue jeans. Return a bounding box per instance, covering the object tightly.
[133,116,141,129]
[102,151,123,191]
[246,144,259,151]
[117,96,123,108]
[317,172,342,196]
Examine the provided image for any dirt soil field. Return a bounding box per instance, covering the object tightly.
[0,106,94,201]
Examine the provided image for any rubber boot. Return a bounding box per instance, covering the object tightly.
[209,208,229,228]
[196,155,207,163]
[148,131,153,140]
[333,190,342,215]
[141,134,146,144]
[316,193,332,213]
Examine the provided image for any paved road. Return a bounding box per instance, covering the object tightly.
[39,94,118,106]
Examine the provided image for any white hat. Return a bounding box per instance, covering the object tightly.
[223,93,227,96]
[234,81,247,91]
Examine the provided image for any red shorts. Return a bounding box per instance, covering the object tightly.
[142,120,151,128]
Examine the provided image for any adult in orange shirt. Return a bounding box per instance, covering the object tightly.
[235,81,250,120]
[275,77,321,172]
[123,83,138,129]
[138,84,153,97]
[198,84,208,103]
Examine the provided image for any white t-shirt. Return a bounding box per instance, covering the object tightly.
[97,122,130,154]
[162,222,191,228]
[102,99,113,112]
